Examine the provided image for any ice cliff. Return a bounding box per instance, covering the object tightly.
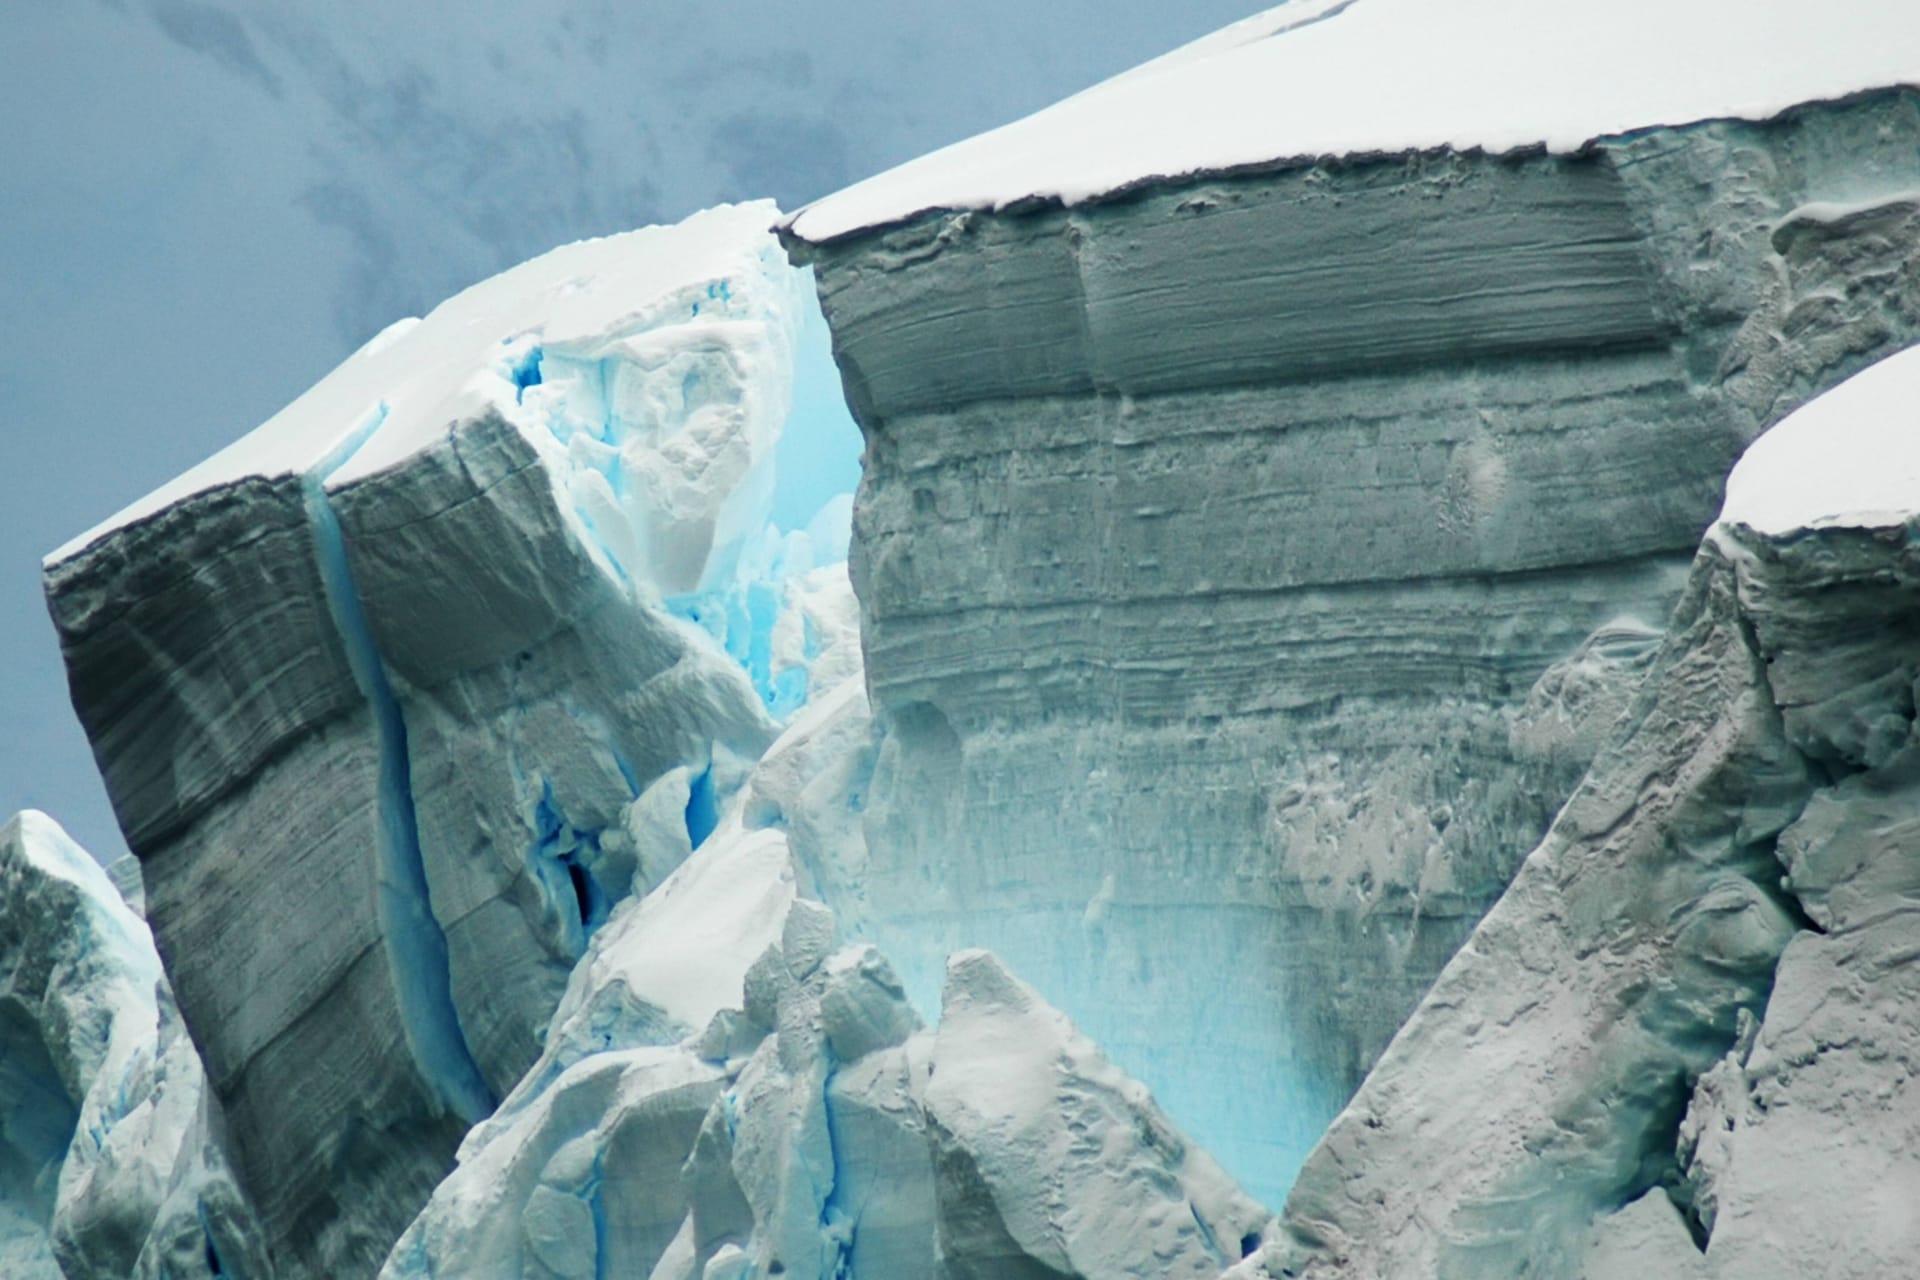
[39,195,1274,1277]
[777,0,1920,1201]
[42,202,846,1276]
[27,1,1920,1277]
[1252,341,1920,1279]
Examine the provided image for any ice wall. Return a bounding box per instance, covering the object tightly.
[42,203,862,1278]
[783,90,1920,1202]
[1260,343,1920,1279]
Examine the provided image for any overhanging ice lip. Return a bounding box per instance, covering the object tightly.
[780,0,1920,245]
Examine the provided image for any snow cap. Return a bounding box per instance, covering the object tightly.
[1719,343,1920,536]
[784,0,1920,244]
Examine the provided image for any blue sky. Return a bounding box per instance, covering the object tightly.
[1,0,1260,859]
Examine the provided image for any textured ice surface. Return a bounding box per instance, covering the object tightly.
[784,0,1920,242]
[43,202,862,1277]
[923,950,1272,1278]
[786,87,1920,1204]
[38,7,1920,1273]
[1260,346,1920,1278]
[1720,338,1920,533]
[0,811,266,1280]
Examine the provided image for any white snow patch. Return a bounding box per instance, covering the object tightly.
[12,811,140,924]
[1719,343,1920,535]
[784,0,1920,243]
[49,201,800,591]
[560,819,797,1034]
[1783,190,1920,226]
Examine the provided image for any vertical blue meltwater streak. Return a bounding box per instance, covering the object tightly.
[302,409,497,1125]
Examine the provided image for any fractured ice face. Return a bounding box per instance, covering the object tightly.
[781,0,1920,242]
[664,285,863,721]
[1718,339,1920,535]
[42,198,867,1277]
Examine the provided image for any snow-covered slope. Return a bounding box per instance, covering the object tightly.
[1720,340,1920,535]
[784,0,1920,243]
[50,202,800,590]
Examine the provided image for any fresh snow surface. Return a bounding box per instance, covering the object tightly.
[7,812,159,1006]
[48,202,800,577]
[1719,343,1920,535]
[557,820,796,1035]
[783,0,1920,243]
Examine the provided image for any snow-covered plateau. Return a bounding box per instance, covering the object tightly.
[16,1,1920,1277]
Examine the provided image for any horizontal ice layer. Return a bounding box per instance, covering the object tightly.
[783,0,1920,243]
[785,88,1920,1203]
[1266,347,1920,1277]
[1719,339,1920,534]
[42,203,853,1277]
[0,811,267,1280]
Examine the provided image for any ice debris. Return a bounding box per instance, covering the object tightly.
[0,811,267,1280]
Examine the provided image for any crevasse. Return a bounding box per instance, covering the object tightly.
[301,405,497,1125]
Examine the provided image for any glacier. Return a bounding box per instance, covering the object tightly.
[39,184,1284,1277]
[21,1,1920,1277]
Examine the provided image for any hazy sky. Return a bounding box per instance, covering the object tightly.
[1,0,1262,860]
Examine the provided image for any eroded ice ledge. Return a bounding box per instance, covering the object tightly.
[781,0,1920,244]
